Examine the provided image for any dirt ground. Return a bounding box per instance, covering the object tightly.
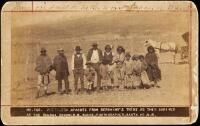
[11,11,190,106]
[11,58,190,106]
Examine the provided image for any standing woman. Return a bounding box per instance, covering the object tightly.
[114,46,126,90]
[145,46,161,88]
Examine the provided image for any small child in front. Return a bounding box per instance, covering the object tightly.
[84,61,96,94]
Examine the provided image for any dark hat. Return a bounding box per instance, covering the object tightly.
[40,47,46,52]
[92,42,98,46]
[105,44,111,50]
[125,52,131,57]
[75,46,82,51]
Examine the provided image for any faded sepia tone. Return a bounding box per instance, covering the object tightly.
[1,1,198,125]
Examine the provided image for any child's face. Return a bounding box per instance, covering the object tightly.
[125,56,131,61]
[139,57,144,62]
[105,48,111,53]
[148,48,154,53]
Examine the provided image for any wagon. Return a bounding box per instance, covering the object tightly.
[181,32,189,60]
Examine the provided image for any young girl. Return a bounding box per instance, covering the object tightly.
[138,55,151,89]
[145,46,161,88]
[132,55,142,89]
[114,46,125,91]
[84,61,96,94]
[100,60,110,91]
[124,52,134,89]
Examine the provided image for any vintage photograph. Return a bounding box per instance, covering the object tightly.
[1,1,198,125]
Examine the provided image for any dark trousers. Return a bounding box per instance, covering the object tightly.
[58,77,69,92]
[73,69,84,91]
[91,63,101,90]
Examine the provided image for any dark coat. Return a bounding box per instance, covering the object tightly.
[87,48,103,62]
[145,52,161,82]
[53,54,70,80]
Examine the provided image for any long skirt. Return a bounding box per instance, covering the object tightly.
[146,65,161,82]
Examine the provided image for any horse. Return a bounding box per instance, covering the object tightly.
[144,39,179,64]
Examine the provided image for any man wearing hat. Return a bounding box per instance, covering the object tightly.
[87,42,103,92]
[35,47,52,98]
[101,44,115,90]
[71,46,86,94]
[53,48,70,95]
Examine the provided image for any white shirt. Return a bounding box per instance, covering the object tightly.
[91,50,99,63]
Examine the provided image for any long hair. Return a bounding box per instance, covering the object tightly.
[147,46,155,53]
[117,46,125,53]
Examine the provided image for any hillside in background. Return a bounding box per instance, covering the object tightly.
[11,11,189,84]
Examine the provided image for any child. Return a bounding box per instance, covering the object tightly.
[114,46,126,91]
[138,55,151,89]
[145,46,161,88]
[84,61,96,94]
[100,45,115,91]
[99,60,110,91]
[124,52,134,89]
[132,54,142,89]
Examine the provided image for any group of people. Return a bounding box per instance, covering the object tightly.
[35,43,161,98]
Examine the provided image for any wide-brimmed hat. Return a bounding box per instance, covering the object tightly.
[40,47,46,52]
[75,46,82,51]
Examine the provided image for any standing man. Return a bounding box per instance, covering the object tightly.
[101,44,115,90]
[87,43,103,92]
[71,46,86,94]
[53,48,70,95]
[35,47,52,98]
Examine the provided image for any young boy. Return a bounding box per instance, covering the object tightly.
[124,52,134,89]
[138,55,151,89]
[71,46,86,94]
[84,61,96,94]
